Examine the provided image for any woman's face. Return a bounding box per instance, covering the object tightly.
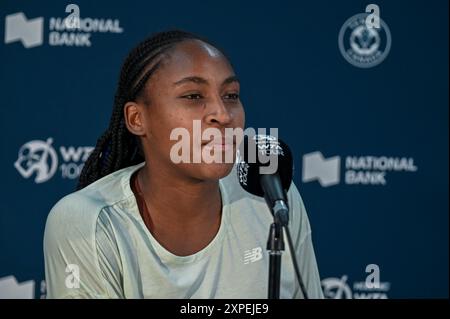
[135,39,245,182]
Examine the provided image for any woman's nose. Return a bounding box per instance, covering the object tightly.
[204,95,233,126]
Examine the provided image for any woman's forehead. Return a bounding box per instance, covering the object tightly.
[151,39,234,84]
[173,39,224,59]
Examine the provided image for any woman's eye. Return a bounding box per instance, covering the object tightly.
[182,94,203,100]
[223,93,239,100]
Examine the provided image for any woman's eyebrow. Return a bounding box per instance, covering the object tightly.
[173,75,239,86]
[222,75,239,86]
[173,76,208,86]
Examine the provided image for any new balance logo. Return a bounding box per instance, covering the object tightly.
[302,151,341,187]
[244,247,263,264]
[5,12,44,48]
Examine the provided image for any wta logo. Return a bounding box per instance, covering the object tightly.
[14,138,58,183]
[14,138,94,184]
[322,265,391,299]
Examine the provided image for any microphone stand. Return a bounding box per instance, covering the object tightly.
[239,137,309,299]
[267,220,284,299]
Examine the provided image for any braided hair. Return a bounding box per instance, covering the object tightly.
[77,30,214,190]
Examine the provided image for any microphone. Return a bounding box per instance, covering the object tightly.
[236,134,294,226]
[236,134,309,299]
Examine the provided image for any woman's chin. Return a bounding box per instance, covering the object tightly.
[198,162,235,181]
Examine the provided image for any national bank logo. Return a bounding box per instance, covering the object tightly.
[302,151,418,187]
[4,12,44,48]
[302,152,340,187]
[0,276,35,299]
[14,138,94,183]
[4,7,123,49]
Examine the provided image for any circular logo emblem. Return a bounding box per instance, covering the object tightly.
[338,13,392,68]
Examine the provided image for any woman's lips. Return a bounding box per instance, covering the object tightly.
[202,139,234,152]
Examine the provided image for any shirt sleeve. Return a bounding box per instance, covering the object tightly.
[43,194,123,299]
[287,183,324,299]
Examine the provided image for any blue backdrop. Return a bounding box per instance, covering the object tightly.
[0,0,448,298]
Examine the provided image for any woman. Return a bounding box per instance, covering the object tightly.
[44,30,324,298]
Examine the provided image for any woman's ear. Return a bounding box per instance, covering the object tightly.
[124,102,147,136]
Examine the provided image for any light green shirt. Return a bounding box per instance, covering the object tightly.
[44,162,324,299]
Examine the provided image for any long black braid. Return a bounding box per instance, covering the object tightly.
[77,29,214,190]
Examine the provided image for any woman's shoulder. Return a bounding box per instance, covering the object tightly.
[45,163,143,239]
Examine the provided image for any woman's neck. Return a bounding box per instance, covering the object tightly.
[135,162,223,256]
[139,163,222,218]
